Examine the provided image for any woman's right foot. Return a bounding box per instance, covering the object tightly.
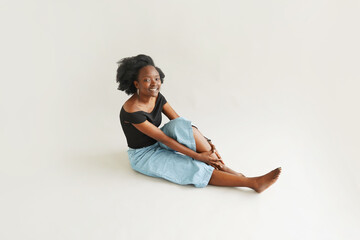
[253,167,282,193]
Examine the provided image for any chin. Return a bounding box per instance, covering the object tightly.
[149,91,159,97]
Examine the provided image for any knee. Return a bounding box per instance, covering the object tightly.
[191,126,197,135]
[162,117,189,135]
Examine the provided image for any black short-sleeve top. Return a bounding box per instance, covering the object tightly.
[120,93,167,149]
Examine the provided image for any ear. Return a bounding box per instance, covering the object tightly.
[133,80,139,89]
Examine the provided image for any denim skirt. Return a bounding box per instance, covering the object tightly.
[127,117,214,188]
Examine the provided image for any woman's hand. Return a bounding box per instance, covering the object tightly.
[195,151,224,170]
[208,141,225,165]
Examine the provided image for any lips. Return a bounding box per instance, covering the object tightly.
[149,87,158,92]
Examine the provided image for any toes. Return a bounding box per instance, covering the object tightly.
[270,168,281,180]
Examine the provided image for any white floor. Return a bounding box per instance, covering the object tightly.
[1,109,359,240]
[1,1,360,239]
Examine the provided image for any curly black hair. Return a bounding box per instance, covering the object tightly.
[116,54,165,95]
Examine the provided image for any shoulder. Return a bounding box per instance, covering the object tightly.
[158,92,165,99]
[158,92,167,103]
[122,95,139,113]
[121,100,147,124]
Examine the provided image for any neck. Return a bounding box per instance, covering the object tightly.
[135,93,154,104]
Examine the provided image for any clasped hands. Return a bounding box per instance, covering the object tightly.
[196,141,225,170]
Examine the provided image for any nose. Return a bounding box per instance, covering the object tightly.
[150,78,157,85]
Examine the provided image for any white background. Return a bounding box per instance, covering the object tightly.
[1,0,359,239]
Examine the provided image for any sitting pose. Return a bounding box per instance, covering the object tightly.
[116,54,281,193]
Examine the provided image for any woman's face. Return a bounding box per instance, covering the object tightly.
[134,65,161,97]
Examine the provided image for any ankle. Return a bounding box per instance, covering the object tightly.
[247,177,259,190]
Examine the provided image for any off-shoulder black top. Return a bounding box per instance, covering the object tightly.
[119,93,167,149]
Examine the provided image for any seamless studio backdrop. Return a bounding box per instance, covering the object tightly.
[0,1,359,240]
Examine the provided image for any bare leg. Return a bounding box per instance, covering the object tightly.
[192,127,245,176]
[191,127,281,192]
[209,167,282,193]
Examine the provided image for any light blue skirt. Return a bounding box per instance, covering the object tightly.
[127,117,214,188]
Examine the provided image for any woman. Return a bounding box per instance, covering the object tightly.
[117,54,281,193]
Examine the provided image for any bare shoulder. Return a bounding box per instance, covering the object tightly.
[122,96,138,113]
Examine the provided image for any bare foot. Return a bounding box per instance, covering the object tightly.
[253,167,281,193]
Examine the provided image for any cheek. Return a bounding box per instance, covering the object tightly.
[137,82,146,88]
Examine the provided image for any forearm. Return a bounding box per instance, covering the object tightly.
[132,120,203,161]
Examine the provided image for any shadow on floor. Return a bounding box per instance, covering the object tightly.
[68,149,259,195]
[68,149,131,175]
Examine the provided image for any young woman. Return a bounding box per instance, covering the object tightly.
[117,54,281,193]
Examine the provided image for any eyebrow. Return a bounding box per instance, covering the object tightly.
[142,75,160,78]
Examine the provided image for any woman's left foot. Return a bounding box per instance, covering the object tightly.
[253,167,282,193]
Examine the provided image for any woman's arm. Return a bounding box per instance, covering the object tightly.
[132,120,218,164]
[162,102,222,162]
[162,102,180,120]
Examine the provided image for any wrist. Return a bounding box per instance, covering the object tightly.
[191,152,200,160]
